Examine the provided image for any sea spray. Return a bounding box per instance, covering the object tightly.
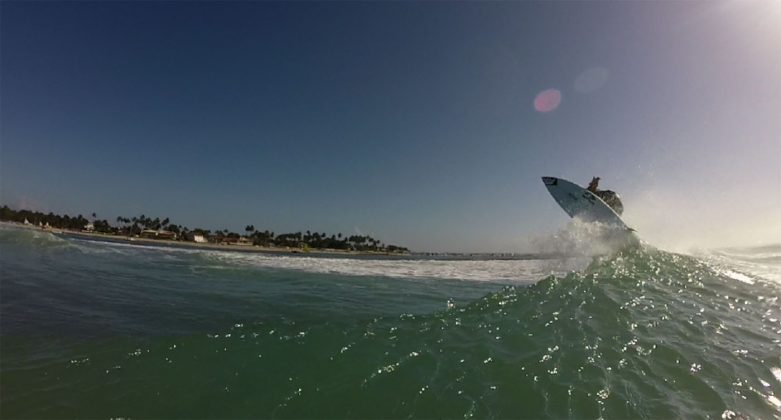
[530,218,641,258]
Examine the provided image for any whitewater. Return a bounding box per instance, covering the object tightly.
[1,224,780,418]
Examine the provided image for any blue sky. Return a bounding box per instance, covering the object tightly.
[2,1,779,252]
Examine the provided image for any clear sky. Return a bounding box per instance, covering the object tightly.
[2,1,779,252]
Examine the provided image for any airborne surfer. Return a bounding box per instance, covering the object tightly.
[585,176,624,215]
[587,176,601,193]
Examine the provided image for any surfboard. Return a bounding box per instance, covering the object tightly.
[541,176,631,230]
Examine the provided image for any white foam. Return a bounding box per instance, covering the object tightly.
[720,269,756,285]
[201,251,585,283]
[703,251,781,284]
[772,367,781,384]
[56,232,586,282]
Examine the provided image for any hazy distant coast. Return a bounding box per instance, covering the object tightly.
[0,206,410,256]
[0,220,409,257]
[55,228,401,256]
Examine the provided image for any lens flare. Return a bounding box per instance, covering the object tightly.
[574,67,609,93]
[534,89,562,113]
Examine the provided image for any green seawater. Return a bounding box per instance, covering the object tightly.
[1,226,780,418]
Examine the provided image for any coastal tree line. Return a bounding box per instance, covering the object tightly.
[0,205,409,253]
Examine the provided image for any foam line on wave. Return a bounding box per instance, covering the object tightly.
[200,251,589,283]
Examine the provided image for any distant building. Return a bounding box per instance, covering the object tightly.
[216,235,241,245]
[83,223,95,232]
[193,234,207,243]
[140,229,176,240]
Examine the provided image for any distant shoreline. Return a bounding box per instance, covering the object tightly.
[1,220,593,260]
[0,221,404,257]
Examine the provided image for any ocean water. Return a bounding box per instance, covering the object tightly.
[1,225,780,419]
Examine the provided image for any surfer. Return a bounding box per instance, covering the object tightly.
[586,176,624,215]
[587,176,601,193]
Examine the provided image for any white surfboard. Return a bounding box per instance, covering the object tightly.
[541,176,631,230]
